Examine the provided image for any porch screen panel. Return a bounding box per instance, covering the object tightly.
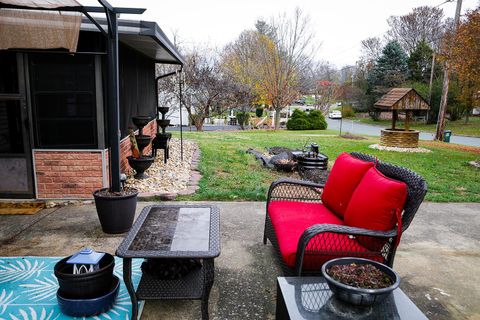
[29,53,97,148]
[118,44,156,139]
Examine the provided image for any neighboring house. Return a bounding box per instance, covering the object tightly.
[0,13,184,199]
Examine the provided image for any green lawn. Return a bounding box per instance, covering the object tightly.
[356,116,480,137]
[173,130,480,203]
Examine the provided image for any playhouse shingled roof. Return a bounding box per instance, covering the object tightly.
[374,88,430,111]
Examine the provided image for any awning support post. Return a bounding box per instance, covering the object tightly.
[179,69,184,161]
[103,5,121,192]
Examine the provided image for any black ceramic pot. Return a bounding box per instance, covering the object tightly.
[54,253,115,299]
[132,116,152,130]
[157,107,170,115]
[321,258,400,306]
[135,134,152,153]
[157,119,170,129]
[127,156,154,179]
[93,187,138,234]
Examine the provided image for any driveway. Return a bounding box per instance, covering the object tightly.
[326,118,480,147]
[0,201,479,319]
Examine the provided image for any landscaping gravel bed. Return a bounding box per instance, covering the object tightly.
[369,144,431,153]
[125,138,198,195]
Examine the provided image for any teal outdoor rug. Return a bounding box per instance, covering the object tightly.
[0,256,143,320]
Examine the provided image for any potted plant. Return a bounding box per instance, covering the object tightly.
[93,186,138,234]
[93,129,140,234]
[321,257,400,306]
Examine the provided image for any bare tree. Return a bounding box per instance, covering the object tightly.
[313,80,340,114]
[222,30,259,110]
[158,48,228,131]
[387,6,445,53]
[255,8,317,129]
[361,37,384,61]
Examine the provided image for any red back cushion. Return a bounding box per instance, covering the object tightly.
[321,152,374,218]
[344,167,407,231]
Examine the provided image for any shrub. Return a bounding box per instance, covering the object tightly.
[286,117,311,130]
[308,110,328,129]
[236,111,251,129]
[287,109,328,130]
[255,107,264,117]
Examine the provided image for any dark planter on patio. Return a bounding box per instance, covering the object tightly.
[93,187,138,234]
[321,257,400,306]
[54,253,115,299]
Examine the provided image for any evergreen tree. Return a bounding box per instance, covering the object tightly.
[408,40,434,82]
[366,41,408,117]
[368,40,408,89]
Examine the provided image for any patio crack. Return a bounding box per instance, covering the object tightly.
[0,207,62,246]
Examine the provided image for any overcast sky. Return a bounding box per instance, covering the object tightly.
[83,0,479,67]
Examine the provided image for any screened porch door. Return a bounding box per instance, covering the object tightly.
[0,52,34,198]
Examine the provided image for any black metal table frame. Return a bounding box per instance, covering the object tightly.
[116,204,220,320]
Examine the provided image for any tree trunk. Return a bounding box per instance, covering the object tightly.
[274,107,282,129]
[465,112,470,124]
[194,117,204,131]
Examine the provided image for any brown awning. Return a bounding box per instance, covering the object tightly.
[0,0,80,9]
[0,0,81,52]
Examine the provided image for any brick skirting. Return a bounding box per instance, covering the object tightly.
[33,119,157,199]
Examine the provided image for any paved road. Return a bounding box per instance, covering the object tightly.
[168,120,480,147]
[327,118,480,147]
[169,125,242,132]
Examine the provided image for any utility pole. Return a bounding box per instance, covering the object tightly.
[435,0,462,141]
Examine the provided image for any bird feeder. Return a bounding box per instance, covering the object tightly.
[374,88,430,148]
[66,248,105,275]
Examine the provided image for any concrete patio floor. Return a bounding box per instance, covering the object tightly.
[0,201,479,319]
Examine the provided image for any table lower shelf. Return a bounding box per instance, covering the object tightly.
[136,266,205,300]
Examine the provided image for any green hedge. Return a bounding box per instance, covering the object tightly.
[287,109,327,130]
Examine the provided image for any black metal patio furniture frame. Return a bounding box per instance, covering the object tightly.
[263,152,427,276]
[116,204,220,320]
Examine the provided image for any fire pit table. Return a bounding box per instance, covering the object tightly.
[116,205,220,319]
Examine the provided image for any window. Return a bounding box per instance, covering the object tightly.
[0,52,19,94]
[29,54,97,148]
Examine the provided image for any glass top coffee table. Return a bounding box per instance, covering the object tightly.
[116,205,220,320]
[276,277,428,320]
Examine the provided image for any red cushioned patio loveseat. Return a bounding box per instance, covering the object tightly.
[263,152,427,276]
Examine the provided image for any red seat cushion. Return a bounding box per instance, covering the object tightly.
[344,167,407,231]
[268,201,381,269]
[321,152,374,218]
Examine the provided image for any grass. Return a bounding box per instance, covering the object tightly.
[173,129,480,203]
[356,116,480,137]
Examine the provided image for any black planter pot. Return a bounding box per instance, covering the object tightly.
[93,188,138,234]
[132,116,152,130]
[321,258,400,306]
[156,119,170,129]
[157,107,170,116]
[127,156,154,179]
[54,253,115,299]
[135,134,152,153]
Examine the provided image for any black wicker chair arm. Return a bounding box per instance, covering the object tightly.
[267,178,324,204]
[294,224,397,275]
